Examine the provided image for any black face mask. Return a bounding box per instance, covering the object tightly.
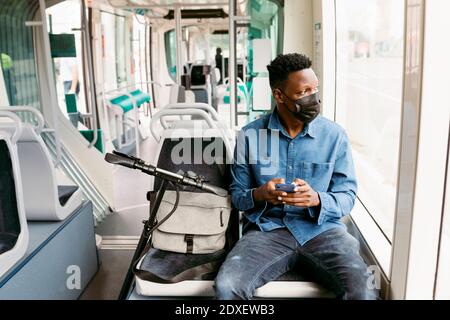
[280,90,321,124]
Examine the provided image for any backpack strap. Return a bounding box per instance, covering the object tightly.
[185,234,194,254]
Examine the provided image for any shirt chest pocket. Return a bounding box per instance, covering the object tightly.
[301,162,334,188]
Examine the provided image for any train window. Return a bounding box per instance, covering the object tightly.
[164,29,177,82]
[0,65,7,105]
[46,0,87,115]
[100,11,128,91]
[165,26,205,83]
[132,15,149,88]
[115,15,127,88]
[335,0,405,242]
[0,0,41,112]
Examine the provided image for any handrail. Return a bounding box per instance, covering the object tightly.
[161,103,220,127]
[0,111,23,145]
[150,107,234,161]
[81,0,99,150]
[157,103,235,152]
[223,77,245,85]
[102,81,163,157]
[161,110,217,131]
[103,81,163,97]
[222,77,249,96]
[0,106,45,134]
[105,91,141,156]
[123,92,140,157]
[150,108,218,142]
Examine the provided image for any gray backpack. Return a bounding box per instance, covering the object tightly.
[152,191,231,254]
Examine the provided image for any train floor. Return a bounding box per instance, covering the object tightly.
[79,249,134,300]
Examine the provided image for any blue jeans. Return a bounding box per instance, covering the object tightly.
[214,226,379,300]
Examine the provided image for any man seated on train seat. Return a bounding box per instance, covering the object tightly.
[214,53,378,300]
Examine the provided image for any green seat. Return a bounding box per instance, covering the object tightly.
[225,84,248,98]
[223,83,247,104]
[223,95,242,104]
[109,95,135,113]
[109,90,151,113]
[130,89,151,105]
[79,129,104,153]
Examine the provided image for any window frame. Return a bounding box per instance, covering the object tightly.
[324,0,450,299]
[326,0,401,282]
[389,0,450,299]
[164,29,177,82]
[333,0,405,243]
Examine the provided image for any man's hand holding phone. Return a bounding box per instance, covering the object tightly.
[253,178,320,208]
[280,178,320,208]
[253,178,291,205]
[275,183,297,193]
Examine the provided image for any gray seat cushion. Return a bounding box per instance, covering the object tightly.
[139,247,228,282]
[138,247,308,283]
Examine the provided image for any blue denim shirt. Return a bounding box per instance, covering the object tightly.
[230,110,357,245]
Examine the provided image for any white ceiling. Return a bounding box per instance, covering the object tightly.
[105,0,248,20]
[108,0,247,14]
[109,0,235,8]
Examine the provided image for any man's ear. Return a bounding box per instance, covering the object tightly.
[273,89,284,104]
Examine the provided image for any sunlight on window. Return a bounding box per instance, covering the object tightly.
[46,0,86,115]
[335,0,405,241]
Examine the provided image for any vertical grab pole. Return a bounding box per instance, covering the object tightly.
[124,93,140,158]
[81,0,99,149]
[38,0,62,167]
[228,0,237,129]
[175,5,183,85]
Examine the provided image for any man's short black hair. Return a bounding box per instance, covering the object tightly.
[267,53,312,89]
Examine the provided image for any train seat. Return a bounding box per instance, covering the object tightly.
[109,89,151,114]
[134,110,234,297]
[0,111,28,277]
[133,108,333,299]
[168,84,186,104]
[185,90,196,104]
[189,64,212,105]
[0,108,83,221]
[150,103,235,152]
[218,77,248,113]
[106,88,152,153]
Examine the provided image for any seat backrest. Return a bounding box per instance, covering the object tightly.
[151,134,240,251]
[191,89,208,104]
[210,68,221,110]
[0,117,28,278]
[190,65,207,87]
[0,139,21,254]
[169,84,186,104]
[0,124,58,217]
[212,67,221,84]
[153,136,231,193]
[185,90,196,104]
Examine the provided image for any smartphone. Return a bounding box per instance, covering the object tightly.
[275,183,297,193]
